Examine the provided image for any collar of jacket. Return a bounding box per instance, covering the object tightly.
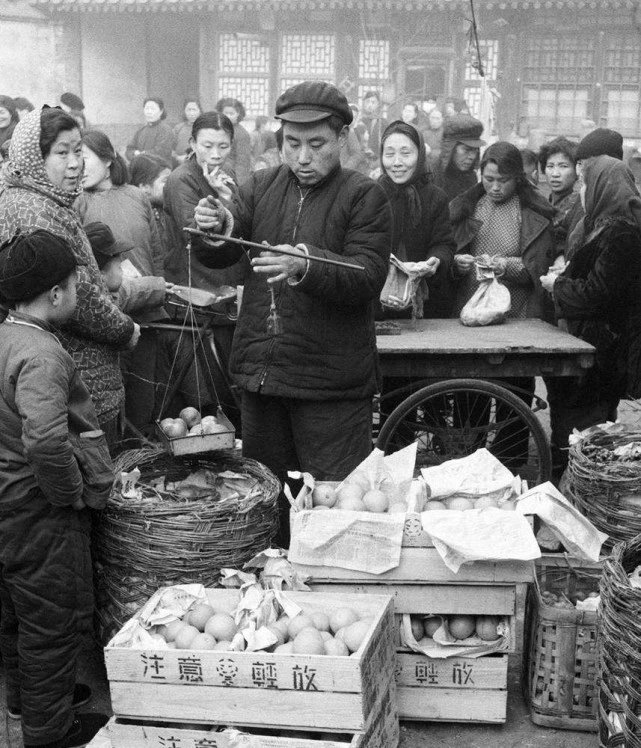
[287,161,342,192]
[5,310,55,334]
[452,184,550,253]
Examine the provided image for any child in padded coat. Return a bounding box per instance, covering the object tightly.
[0,230,112,748]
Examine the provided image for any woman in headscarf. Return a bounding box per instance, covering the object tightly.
[379,120,456,319]
[450,141,557,469]
[377,120,456,421]
[541,155,641,470]
[0,95,19,147]
[0,107,138,445]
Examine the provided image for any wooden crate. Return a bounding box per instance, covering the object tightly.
[295,549,532,655]
[105,590,397,734]
[396,652,508,723]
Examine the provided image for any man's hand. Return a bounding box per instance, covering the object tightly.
[540,272,557,294]
[126,322,141,350]
[251,244,308,284]
[454,254,475,274]
[423,257,440,277]
[194,196,225,232]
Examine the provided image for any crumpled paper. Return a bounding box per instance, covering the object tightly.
[287,444,415,573]
[106,581,302,653]
[420,507,540,572]
[288,509,405,574]
[421,449,519,504]
[515,482,608,562]
[400,613,510,659]
[243,548,310,591]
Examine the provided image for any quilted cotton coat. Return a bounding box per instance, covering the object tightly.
[0,110,135,423]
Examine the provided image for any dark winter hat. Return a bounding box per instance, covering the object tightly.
[575,127,623,162]
[85,222,132,269]
[443,114,486,148]
[0,95,17,117]
[0,230,77,302]
[275,81,353,125]
[60,92,85,111]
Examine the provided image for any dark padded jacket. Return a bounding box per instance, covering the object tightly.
[194,163,392,400]
[554,217,641,400]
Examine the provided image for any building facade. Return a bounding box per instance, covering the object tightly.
[9,0,641,144]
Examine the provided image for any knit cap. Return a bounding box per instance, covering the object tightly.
[575,128,623,161]
[0,230,77,302]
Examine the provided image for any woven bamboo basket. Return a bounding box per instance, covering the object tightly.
[93,447,279,642]
[566,428,641,550]
[523,557,601,731]
[598,534,641,747]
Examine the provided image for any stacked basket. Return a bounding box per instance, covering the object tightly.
[565,428,641,550]
[93,448,280,642]
[524,557,601,731]
[598,535,641,747]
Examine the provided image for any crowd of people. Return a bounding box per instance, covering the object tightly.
[1,80,641,747]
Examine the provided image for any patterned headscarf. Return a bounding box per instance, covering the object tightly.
[5,108,82,208]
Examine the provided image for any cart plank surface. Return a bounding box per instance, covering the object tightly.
[377,319,594,379]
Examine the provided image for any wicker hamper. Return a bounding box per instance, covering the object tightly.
[93,448,280,642]
[523,557,601,731]
[598,534,641,748]
[566,428,641,550]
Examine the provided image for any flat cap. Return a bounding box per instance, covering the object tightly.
[576,128,623,162]
[275,81,353,125]
[0,230,77,302]
[85,222,132,269]
[443,114,486,148]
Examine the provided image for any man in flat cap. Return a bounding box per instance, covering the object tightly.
[194,80,391,543]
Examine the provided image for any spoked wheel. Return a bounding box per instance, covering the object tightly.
[376,378,552,485]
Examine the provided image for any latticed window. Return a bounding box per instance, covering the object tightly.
[280,34,336,94]
[357,39,390,107]
[521,37,595,132]
[218,34,271,117]
[602,36,641,136]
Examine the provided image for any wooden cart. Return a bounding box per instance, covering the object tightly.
[376,318,595,483]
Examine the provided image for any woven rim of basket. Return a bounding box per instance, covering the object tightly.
[566,432,641,547]
[107,447,280,516]
[598,533,641,740]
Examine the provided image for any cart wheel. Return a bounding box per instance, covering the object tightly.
[376,378,552,485]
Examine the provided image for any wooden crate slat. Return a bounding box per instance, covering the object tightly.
[106,648,365,692]
[395,653,508,690]
[307,583,516,616]
[397,685,508,723]
[105,684,399,747]
[293,548,533,584]
[110,682,370,731]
